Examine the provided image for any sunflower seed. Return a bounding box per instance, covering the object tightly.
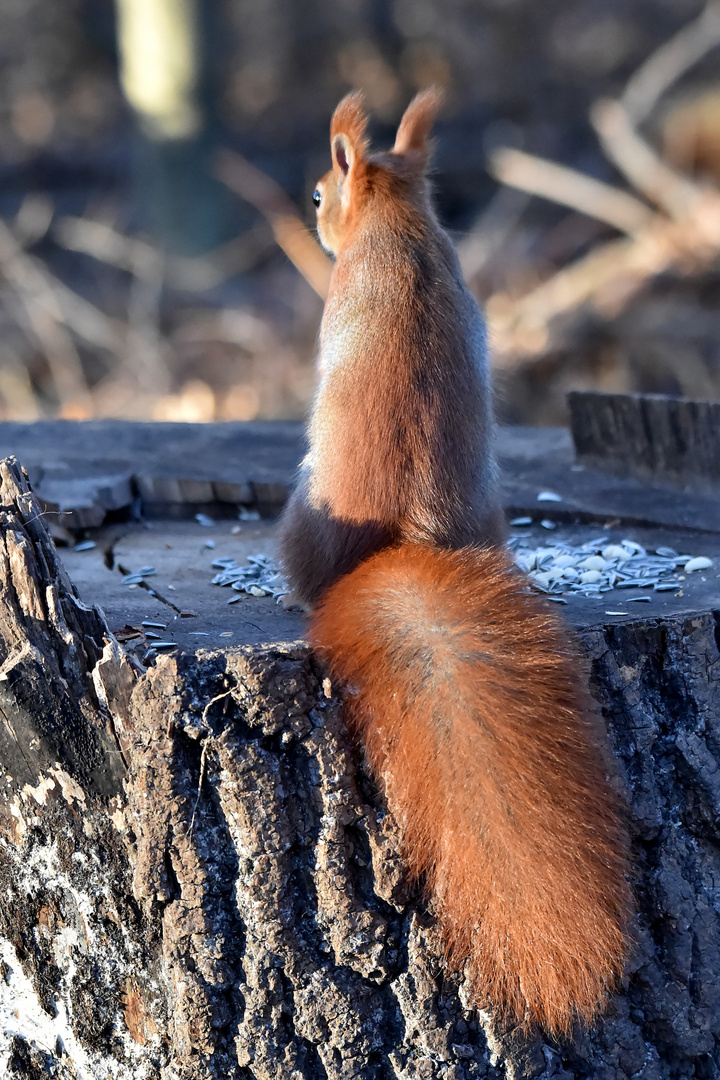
[580,570,602,584]
[621,540,646,555]
[511,529,706,603]
[579,556,606,571]
[602,545,631,561]
[684,556,713,573]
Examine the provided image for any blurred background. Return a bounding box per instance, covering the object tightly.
[0,0,719,427]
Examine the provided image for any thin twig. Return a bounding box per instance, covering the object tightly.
[55,216,155,274]
[189,689,234,835]
[189,736,212,837]
[168,226,275,290]
[49,276,124,354]
[126,244,169,396]
[56,215,170,394]
[488,234,638,364]
[201,688,234,726]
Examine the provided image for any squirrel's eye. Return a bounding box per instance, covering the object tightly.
[312,189,322,207]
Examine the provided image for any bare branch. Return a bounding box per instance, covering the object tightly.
[457,188,530,283]
[590,99,706,219]
[126,245,170,396]
[0,218,91,412]
[622,1,720,124]
[48,276,124,354]
[55,216,155,275]
[488,147,654,234]
[215,149,332,300]
[489,234,638,365]
[488,193,720,369]
[0,217,124,355]
[0,346,40,421]
[168,228,275,290]
[56,216,273,293]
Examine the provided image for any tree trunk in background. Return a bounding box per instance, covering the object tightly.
[1,454,719,1079]
[114,0,238,255]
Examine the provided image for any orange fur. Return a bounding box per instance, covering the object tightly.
[330,91,370,161]
[311,545,630,1034]
[278,92,631,1032]
[393,87,444,161]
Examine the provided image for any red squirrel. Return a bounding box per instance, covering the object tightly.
[279,89,630,1036]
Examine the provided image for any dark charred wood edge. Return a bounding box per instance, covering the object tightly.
[0,456,128,798]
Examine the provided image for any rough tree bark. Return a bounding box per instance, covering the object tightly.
[0,455,719,1080]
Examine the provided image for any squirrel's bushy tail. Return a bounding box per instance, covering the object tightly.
[310,544,630,1035]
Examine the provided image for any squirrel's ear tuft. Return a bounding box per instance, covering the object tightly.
[393,87,444,163]
[330,92,369,176]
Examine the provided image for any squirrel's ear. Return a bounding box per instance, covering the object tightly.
[393,87,444,163]
[330,92,369,177]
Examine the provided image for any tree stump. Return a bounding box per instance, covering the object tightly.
[568,391,720,496]
[1,455,719,1080]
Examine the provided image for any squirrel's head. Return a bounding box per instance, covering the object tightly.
[313,88,444,257]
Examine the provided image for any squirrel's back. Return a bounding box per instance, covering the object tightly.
[280,90,503,604]
[315,221,497,542]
